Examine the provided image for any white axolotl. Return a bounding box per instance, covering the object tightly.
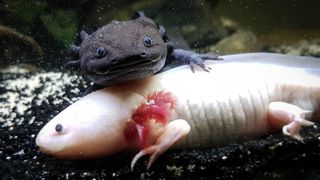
[36,53,320,170]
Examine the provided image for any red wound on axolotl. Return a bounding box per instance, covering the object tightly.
[127,91,176,148]
[132,91,176,125]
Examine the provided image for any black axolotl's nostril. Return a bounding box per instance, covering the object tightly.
[55,124,63,132]
[140,52,147,57]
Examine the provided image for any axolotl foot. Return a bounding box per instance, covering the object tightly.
[131,119,190,170]
[268,102,314,141]
[126,91,191,170]
[170,49,222,73]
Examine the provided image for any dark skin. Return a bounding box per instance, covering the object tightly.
[66,12,222,95]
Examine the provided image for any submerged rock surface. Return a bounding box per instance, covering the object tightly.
[1,65,320,179]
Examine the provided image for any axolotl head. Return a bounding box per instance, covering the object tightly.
[36,88,141,158]
[67,12,168,86]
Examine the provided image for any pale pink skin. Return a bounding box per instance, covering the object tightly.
[36,53,320,168]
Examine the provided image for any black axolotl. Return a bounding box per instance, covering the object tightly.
[67,12,221,94]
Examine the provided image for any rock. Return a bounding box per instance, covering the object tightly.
[266,40,320,57]
[0,25,43,67]
[210,29,320,56]
[210,31,258,54]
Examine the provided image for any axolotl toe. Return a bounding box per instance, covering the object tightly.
[37,53,320,169]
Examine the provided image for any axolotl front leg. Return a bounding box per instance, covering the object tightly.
[131,119,190,170]
[167,47,223,72]
[125,91,191,170]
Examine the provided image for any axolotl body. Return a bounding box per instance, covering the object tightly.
[37,53,320,169]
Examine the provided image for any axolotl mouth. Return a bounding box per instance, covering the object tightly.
[85,54,166,85]
[88,54,165,75]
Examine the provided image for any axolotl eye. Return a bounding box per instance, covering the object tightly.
[143,36,153,47]
[96,47,106,58]
[55,124,63,133]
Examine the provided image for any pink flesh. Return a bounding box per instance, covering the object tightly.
[128,91,176,148]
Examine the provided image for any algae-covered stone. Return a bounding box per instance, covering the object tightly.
[40,9,77,47]
[267,40,320,57]
[210,28,320,55]
[0,25,43,66]
[210,31,259,54]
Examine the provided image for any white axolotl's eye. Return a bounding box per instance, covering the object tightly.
[55,124,63,133]
[36,122,70,153]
